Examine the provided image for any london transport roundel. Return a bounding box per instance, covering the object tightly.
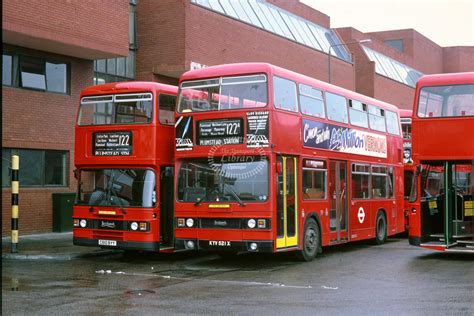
[358,207,365,223]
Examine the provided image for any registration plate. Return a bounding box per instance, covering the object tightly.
[98,239,117,246]
[209,240,231,247]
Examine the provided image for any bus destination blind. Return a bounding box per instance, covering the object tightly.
[197,118,243,146]
[93,131,133,156]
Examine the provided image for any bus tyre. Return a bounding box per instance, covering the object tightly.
[374,211,387,245]
[296,218,319,261]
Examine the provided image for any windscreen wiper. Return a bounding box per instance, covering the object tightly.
[226,187,246,207]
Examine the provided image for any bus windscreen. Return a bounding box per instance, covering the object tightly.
[78,93,153,125]
[417,84,474,118]
[77,169,156,207]
[177,157,268,203]
[178,75,267,112]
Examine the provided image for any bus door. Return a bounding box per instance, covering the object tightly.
[160,166,174,248]
[329,160,348,242]
[276,156,299,249]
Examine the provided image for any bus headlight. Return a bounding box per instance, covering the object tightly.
[186,218,194,228]
[130,222,138,231]
[247,219,256,229]
[177,218,185,227]
[257,219,266,229]
[79,219,87,228]
[73,219,79,227]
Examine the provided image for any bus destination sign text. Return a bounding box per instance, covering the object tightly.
[197,118,243,146]
[93,131,133,156]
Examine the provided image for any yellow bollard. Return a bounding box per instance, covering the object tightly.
[11,155,19,253]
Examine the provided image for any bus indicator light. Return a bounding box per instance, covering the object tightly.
[98,210,116,215]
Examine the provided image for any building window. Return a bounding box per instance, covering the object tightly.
[2,52,69,94]
[3,54,13,86]
[94,52,136,85]
[94,0,137,85]
[385,39,404,53]
[129,0,138,49]
[2,148,69,187]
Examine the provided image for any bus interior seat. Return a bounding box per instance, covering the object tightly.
[304,188,324,199]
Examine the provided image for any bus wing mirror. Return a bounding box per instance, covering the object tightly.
[73,169,79,180]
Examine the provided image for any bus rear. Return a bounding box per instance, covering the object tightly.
[73,81,177,252]
[408,72,474,252]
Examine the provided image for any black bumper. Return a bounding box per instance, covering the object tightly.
[175,238,274,253]
[73,237,160,252]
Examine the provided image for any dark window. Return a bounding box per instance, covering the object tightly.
[1,148,68,187]
[159,94,176,125]
[129,1,138,49]
[302,168,326,200]
[371,165,388,198]
[94,50,136,85]
[352,163,370,199]
[20,55,46,90]
[3,54,12,86]
[3,53,69,93]
[385,39,404,52]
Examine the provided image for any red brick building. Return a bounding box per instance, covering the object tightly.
[2,0,129,235]
[2,0,473,235]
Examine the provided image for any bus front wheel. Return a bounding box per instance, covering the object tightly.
[374,211,387,245]
[296,218,319,261]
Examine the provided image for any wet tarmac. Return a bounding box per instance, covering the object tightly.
[2,238,473,315]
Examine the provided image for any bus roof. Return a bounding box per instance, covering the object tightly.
[81,81,177,97]
[399,109,412,118]
[180,62,400,113]
[417,72,474,88]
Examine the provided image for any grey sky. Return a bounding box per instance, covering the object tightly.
[301,0,474,47]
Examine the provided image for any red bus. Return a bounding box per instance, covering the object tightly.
[408,72,474,252]
[73,81,178,252]
[173,63,405,260]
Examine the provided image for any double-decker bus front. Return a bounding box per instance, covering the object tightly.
[408,72,474,252]
[73,82,177,252]
[174,69,273,254]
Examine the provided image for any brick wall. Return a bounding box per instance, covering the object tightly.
[2,45,93,235]
[135,0,186,81]
[2,0,129,59]
[443,47,474,73]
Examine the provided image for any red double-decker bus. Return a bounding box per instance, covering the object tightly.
[408,72,474,252]
[73,81,177,252]
[173,63,405,260]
